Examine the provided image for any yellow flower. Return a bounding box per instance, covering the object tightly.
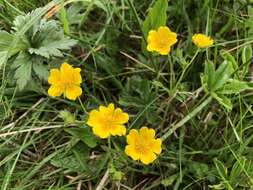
[48,63,82,100]
[192,33,214,48]
[87,103,129,139]
[125,127,162,165]
[147,26,178,55]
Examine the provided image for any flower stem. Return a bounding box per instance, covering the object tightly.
[78,97,88,114]
[174,49,199,91]
[161,96,212,141]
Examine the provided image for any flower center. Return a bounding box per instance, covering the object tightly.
[134,141,149,155]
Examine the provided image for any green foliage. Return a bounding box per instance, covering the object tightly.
[64,127,98,148]
[142,0,168,38]
[0,7,76,90]
[2,0,253,190]
[119,76,159,125]
[141,0,168,53]
[201,58,252,110]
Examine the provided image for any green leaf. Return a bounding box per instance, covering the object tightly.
[217,79,251,94]
[161,174,178,187]
[13,53,32,90]
[242,45,252,64]
[64,127,98,148]
[229,157,246,186]
[212,93,232,111]
[0,51,8,69]
[221,51,238,71]
[60,5,70,34]
[213,61,234,91]
[141,0,168,53]
[213,158,233,190]
[208,183,226,189]
[32,62,49,81]
[28,38,76,58]
[142,0,168,37]
[242,45,252,76]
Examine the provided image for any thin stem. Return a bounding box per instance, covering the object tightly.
[174,49,199,91]
[161,96,212,141]
[78,97,88,114]
[126,0,147,43]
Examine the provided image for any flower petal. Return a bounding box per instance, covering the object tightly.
[73,68,82,84]
[126,129,139,144]
[48,69,61,84]
[140,126,155,139]
[114,108,129,124]
[65,85,82,100]
[125,145,140,160]
[110,124,126,136]
[140,152,157,165]
[48,85,63,97]
[151,138,162,154]
[92,125,110,139]
[87,110,101,127]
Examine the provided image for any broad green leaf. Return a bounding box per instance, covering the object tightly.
[64,127,98,148]
[217,79,251,94]
[32,62,49,81]
[28,38,76,58]
[13,53,32,90]
[213,61,234,91]
[142,0,168,38]
[212,93,232,111]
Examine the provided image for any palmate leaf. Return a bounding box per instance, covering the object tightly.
[13,52,32,90]
[28,37,76,58]
[27,19,77,58]
[33,61,49,81]
[9,7,77,90]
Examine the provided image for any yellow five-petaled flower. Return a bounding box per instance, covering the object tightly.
[125,127,162,165]
[48,62,82,100]
[147,26,178,55]
[192,33,214,48]
[87,103,129,139]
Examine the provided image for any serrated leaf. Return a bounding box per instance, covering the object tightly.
[32,62,49,81]
[217,80,250,94]
[64,127,98,148]
[51,155,86,172]
[13,53,32,90]
[28,38,76,58]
